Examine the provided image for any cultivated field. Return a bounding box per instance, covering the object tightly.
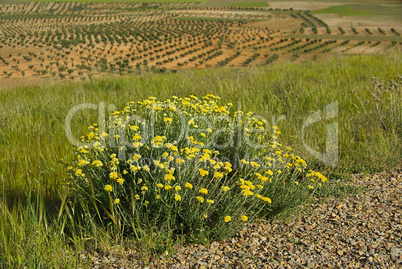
[0,0,401,82]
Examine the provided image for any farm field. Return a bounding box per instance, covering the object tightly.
[0,0,401,83]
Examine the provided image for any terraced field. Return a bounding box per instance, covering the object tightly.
[0,1,401,81]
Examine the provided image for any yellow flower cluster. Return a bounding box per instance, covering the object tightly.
[306,171,328,182]
[67,94,328,239]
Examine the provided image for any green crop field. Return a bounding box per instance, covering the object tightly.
[312,5,373,16]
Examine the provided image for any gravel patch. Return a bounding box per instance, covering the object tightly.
[88,172,402,268]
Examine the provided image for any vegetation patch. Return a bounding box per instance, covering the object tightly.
[65,94,326,242]
[172,17,259,22]
[312,5,373,16]
[227,2,269,7]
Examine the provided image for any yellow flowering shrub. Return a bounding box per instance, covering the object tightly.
[66,95,326,241]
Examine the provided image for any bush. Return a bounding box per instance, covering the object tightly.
[65,95,327,242]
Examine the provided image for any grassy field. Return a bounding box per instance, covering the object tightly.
[227,2,269,7]
[312,5,373,16]
[0,53,401,266]
[2,52,400,199]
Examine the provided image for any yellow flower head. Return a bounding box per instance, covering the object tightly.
[74,169,83,177]
[130,165,140,173]
[116,177,124,185]
[164,174,175,181]
[184,182,193,189]
[199,188,208,195]
[199,169,209,177]
[142,165,150,172]
[214,171,224,179]
[133,142,143,148]
[175,186,181,191]
[265,170,273,176]
[78,159,89,166]
[242,189,254,197]
[221,186,229,192]
[164,185,173,191]
[109,172,119,180]
[141,186,148,192]
[163,117,173,124]
[130,125,139,131]
[104,185,113,192]
[92,160,103,167]
[206,199,214,204]
[262,197,272,203]
[114,198,120,204]
[156,183,164,188]
[240,215,248,222]
[198,154,210,162]
[174,194,181,202]
[224,216,231,222]
[196,196,204,203]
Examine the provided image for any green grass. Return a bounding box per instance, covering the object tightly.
[172,16,261,22]
[227,2,269,7]
[312,5,373,16]
[0,53,401,267]
[1,53,400,198]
